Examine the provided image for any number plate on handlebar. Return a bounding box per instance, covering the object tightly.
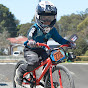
[50,49,65,62]
[54,50,64,61]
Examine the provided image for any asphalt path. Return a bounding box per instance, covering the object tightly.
[0,63,88,88]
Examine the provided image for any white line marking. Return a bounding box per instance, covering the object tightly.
[61,63,88,65]
[71,63,88,65]
[0,63,16,65]
[0,62,88,65]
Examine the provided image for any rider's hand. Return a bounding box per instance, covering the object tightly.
[27,39,36,47]
[68,41,76,48]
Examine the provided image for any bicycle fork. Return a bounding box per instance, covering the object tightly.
[58,70,63,88]
[50,65,63,88]
[50,65,55,88]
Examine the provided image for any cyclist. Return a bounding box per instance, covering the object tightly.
[15,1,75,86]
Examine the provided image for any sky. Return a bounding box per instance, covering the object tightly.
[0,0,88,24]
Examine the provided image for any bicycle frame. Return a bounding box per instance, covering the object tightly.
[22,43,69,88]
[23,58,55,86]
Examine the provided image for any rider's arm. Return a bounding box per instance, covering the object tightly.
[24,27,36,47]
[24,40,28,47]
[50,27,70,45]
[27,27,36,40]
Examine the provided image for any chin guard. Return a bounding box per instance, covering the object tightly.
[44,27,51,33]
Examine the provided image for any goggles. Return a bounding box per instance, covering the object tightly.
[40,16,55,23]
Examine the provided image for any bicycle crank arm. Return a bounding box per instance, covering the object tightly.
[23,77,35,85]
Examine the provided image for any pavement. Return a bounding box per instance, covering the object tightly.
[0,62,88,88]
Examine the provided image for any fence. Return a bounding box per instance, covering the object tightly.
[0,56,24,60]
[76,56,88,58]
[0,55,88,63]
[0,55,88,59]
[76,56,88,61]
[0,56,24,63]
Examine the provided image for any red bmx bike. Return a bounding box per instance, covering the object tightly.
[13,43,75,88]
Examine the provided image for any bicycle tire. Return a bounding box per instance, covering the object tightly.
[44,65,75,88]
[13,60,31,88]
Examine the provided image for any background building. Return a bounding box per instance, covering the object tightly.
[7,36,27,55]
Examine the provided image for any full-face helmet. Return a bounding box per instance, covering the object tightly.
[35,1,57,33]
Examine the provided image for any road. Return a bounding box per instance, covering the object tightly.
[0,63,88,88]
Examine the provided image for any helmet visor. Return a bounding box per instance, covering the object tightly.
[40,16,55,23]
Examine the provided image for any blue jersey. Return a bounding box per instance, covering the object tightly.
[24,23,69,47]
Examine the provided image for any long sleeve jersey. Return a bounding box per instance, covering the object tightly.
[24,23,69,47]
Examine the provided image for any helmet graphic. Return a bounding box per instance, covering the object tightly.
[35,1,57,33]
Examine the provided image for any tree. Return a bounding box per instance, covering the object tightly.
[0,4,19,37]
[58,14,83,30]
[73,37,88,56]
[77,16,88,31]
[0,31,10,48]
[77,16,88,38]
[17,23,33,36]
[57,12,87,37]
[84,50,88,56]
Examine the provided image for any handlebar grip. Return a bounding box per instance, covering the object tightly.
[60,44,69,47]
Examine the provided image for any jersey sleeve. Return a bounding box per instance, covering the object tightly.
[51,28,69,45]
[27,27,36,40]
[24,40,28,47]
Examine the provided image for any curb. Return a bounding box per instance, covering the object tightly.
[0,59,20,63]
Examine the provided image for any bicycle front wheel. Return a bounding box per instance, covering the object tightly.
[44,65,75,88]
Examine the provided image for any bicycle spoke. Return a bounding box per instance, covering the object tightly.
[45,65,75,88]
[59,70,71,88]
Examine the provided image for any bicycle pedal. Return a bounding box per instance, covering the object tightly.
[39,82,44,87]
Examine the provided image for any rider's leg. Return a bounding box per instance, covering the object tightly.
[15,47,48,85]
[15,63,28,85]
[36,48,49,81]
[27,48,49,81]
[15,47,40,86]
[15,62,39,85]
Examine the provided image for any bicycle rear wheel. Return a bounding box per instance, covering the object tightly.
[44,65,75,88]
[13,60,31,88]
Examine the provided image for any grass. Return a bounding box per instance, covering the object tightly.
[74,61,88,63]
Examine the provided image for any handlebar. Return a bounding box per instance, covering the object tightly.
[60,44,69,47]
[36,42,50,50]
[36,43,69,50]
